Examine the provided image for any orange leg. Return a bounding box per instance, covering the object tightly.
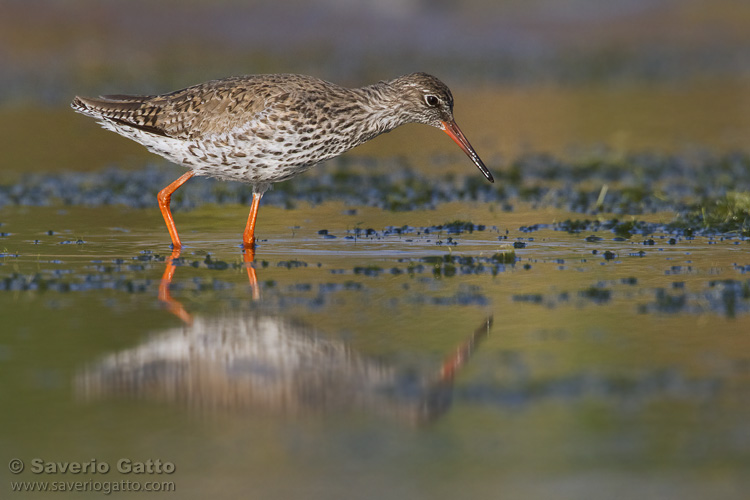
[243,246,260,300]
[157,171,195,249]
[158,248,193,325]
[159,246,260,325]
[242,192,263,249]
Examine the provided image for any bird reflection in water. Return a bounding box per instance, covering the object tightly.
[158,246,260,325]
[78,247,492,424]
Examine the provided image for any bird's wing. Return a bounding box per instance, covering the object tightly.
[72,76,311,140]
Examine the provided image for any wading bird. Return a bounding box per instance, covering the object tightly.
[72,73,493,249]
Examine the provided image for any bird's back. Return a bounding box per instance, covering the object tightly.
[72,74,379,184]
[72,74,341,140]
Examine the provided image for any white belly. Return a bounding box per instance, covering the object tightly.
[102,119,348,185]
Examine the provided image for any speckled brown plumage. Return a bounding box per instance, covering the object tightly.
[72,73,492,249]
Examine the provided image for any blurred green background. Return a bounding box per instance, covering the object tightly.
[1,0,749,181]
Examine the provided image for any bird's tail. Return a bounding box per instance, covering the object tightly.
[71,95,149,119]
[71,95,167,137]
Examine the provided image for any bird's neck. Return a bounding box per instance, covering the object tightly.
[346,81,413,141]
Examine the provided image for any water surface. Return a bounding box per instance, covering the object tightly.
[1,199,749,499]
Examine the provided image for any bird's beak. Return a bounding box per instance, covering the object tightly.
[441,120,494,183]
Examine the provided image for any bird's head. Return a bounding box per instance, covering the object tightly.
[389,73,494,183]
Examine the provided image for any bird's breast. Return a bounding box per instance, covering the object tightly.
[182,121,353,185]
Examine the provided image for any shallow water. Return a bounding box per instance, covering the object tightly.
[1,199,749,499]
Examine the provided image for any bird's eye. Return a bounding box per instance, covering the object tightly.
[424,95,439,107]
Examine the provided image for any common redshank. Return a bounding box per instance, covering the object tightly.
[72,73,493,249]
